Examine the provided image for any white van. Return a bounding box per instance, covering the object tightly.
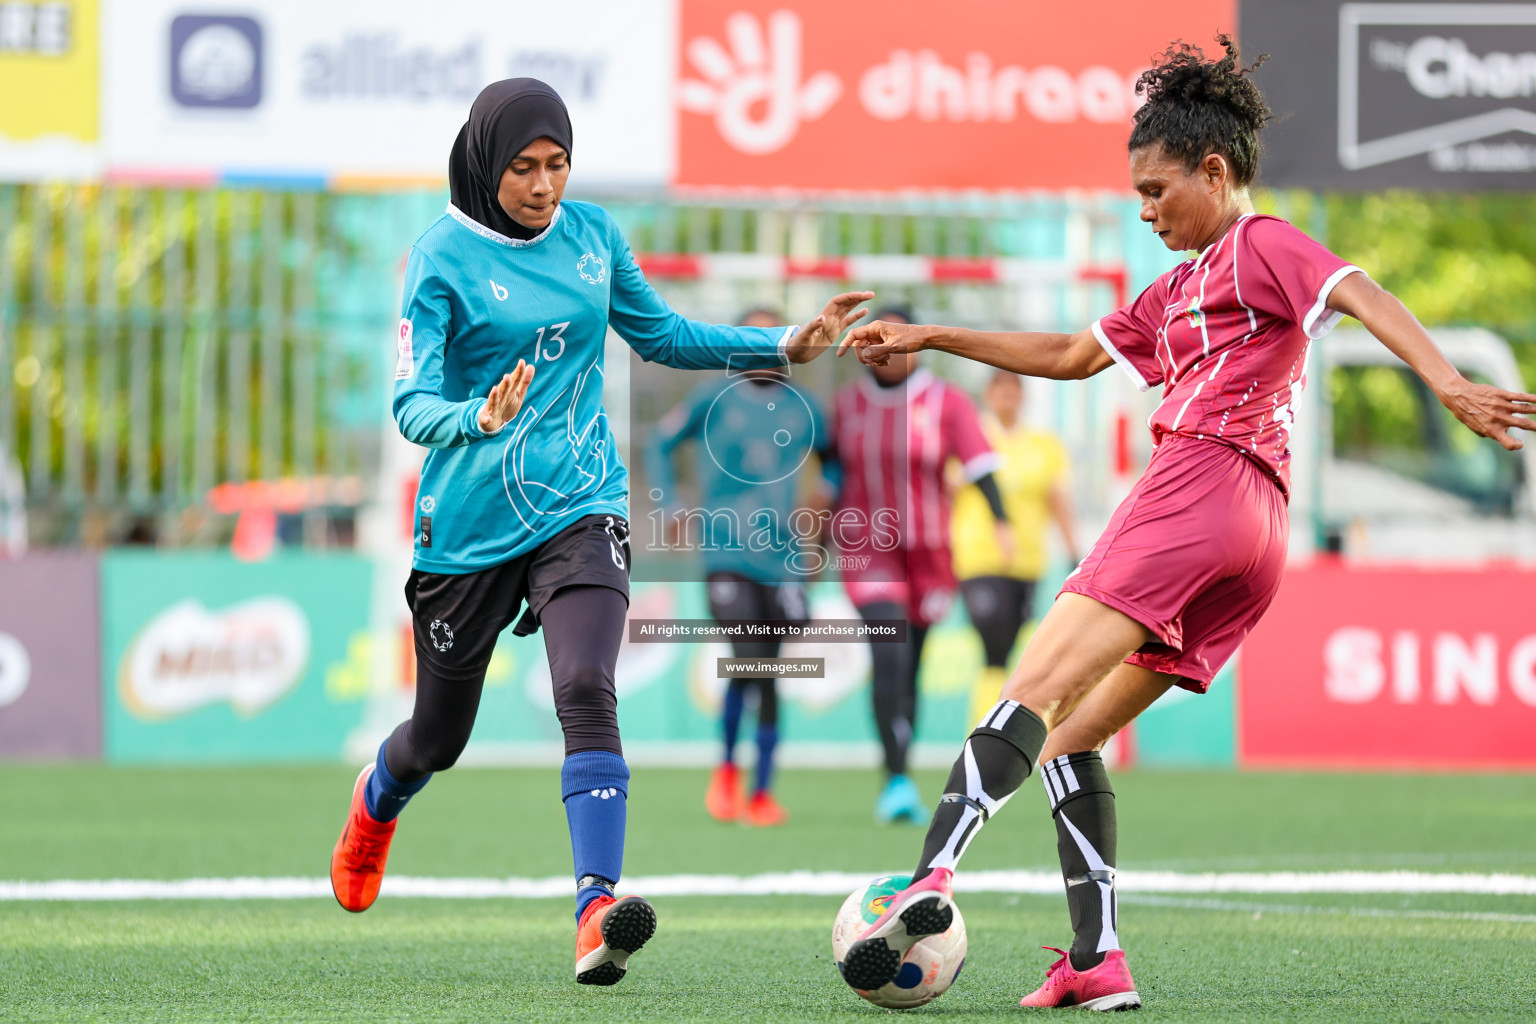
[1288,327,1535,564]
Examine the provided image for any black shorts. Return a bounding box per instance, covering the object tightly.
[959,575,1036,625]
[406,514,631,681]
[705,572,811,627]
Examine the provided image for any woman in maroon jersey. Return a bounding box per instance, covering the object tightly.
[833,36,1536,1010]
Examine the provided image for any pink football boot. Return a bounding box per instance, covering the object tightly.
[1018,947,1141,1011]
[839,868,955,991]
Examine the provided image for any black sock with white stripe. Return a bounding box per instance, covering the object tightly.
[1042,751,1118,972]
[911,700,1048,883]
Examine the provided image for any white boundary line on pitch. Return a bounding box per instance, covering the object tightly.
[1,870,1534,903]
[1118,894,1536,925]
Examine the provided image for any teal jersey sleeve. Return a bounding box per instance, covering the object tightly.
[392,248,493,449]
[604,221,794,369]
[644,385,713,509]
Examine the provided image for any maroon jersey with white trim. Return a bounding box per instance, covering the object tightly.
[833,368,996,551]
[1092,214,1362,496]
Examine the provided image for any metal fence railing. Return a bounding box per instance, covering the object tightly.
[1,184,1161,546]
[0,184,449,544]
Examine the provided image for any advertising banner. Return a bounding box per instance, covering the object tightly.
[0,553,101,758]
[1134,662,1235,767]
[100,0,675,187]
[0,0,101,180]
[417,579,983,765]
[676,0,1234,191]
[1244,1,1536,189]
[1240,563,1536,768]
[102,552,373,762]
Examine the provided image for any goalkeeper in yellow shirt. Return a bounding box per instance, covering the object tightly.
[951,370,1080,723]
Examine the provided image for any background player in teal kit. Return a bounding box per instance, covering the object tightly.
[327,78,872,986]
[645,307,837,827]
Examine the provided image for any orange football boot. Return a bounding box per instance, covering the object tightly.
[704,763,743,821]
[330,764,397,913]
[575,894,657,985]
[742,790,788,827]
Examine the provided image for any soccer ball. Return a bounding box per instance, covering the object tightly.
[831,874,967,1009]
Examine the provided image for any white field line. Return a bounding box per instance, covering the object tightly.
[1,870,1534,902]
[1119,894,1536,925]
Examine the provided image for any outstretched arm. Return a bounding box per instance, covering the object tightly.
[838,321,1113,380]
[783,292,874,363]
[604,212,871,369]
[1328,274,1536,451]
[643,391,709,510]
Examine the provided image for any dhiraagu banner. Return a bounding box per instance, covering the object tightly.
[103,551,374,762]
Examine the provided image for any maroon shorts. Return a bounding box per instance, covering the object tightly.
[1060,434,1288,692]
[842,545,957,626]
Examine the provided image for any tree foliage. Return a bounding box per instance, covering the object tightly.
[1261,189,1536,389]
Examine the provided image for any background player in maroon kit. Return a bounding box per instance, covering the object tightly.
[835,37,1536,1010]
[830,306,1012,825]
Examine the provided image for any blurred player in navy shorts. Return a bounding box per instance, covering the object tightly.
[646,307,836,827]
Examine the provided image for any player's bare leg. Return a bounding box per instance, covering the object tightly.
[1020,664,1175,1010]
[1040,661,1174,759]
[997,593,1154,728]
[842,595,1149,990]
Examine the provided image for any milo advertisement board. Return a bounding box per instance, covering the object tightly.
[102,552,374,762]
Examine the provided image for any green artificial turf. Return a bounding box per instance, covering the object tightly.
[1,766,1533,1022]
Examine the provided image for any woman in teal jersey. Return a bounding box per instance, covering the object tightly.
[645,306,837,828]
[328,78,872,987]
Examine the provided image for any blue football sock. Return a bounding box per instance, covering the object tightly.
[562,750,629,921]
[722,683,746,764]
[753,724,778,794]
[364,739,430,822]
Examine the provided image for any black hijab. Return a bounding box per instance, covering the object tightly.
[449,78,573,241]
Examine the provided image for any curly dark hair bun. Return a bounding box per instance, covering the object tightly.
[1128,34,1271,187]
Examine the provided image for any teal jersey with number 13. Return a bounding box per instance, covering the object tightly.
[394,200,793,574]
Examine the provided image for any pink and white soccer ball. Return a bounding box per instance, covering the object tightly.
[831,874,968,1009]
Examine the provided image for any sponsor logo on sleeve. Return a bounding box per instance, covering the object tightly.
[395,318,414,380]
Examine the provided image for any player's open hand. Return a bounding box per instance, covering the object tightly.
[784,291,875,364]
[838,319,931,365]
[477,359,535,435]
[1438,377,1536,451]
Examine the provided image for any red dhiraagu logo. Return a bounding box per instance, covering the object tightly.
[678,10,842,154]
[119,598,311,719]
